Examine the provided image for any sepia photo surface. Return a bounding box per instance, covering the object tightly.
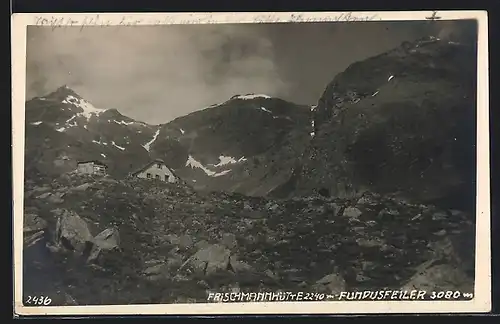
[12,11,490,315]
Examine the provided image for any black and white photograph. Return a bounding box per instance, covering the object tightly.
[12,11,490,315]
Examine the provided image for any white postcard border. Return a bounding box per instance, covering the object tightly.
[11,10,491,315]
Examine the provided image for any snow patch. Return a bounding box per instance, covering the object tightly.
[65,115,78,127]
[180,128,185,134]
[213,155,247,167]
[372,91,380,97]
[113,119,135,126]
[233,94,272,100]
[388,75,394,82]
[214,156,237,166]
[30,121,42,125]
[62,95,106,120]
[101,153,106,158]
[213,169,231,177]
[92,140,108,146]
[310,105,317,111]
[142,129,160,152]
[111,141,125,151]
[186,155,232,177]
[84,125,87,129]
[186,155,215,176]
[56,127,66,132]
[260,107,273,114]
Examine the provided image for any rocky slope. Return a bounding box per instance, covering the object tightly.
[23,173,475,305]
[271,36,477,211]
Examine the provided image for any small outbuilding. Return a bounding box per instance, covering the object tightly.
[76,160,108,176]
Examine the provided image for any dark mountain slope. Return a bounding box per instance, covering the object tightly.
[24,86,159,178]
[149,94,312,196]
[272,37,477,211]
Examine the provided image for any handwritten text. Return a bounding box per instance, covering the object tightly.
[33,12,382,31]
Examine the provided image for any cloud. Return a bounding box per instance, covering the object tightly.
[436,20,478,44]
[26,24,289,124]
[25,20,477,124]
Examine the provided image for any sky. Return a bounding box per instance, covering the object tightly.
[25,19,476,124]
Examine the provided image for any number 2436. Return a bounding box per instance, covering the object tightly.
[25,296,52,306]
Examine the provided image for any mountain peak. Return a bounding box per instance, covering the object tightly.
[230,93,273,100]
[38,85,108,120]
[205,93,275,109]
[38,84,86,105]
[52,84,82,98]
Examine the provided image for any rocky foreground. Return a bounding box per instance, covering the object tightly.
[22,172,476,305]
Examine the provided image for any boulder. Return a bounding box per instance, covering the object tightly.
[165,234,179,245]
[47,192,65,204]
[343,207,362,218]
[31,185,52,194]
[165,233,194,251]
[72,183,91,192]
[24,230,45,248]
[24,212,47,233]
[221,233,238,250]
[87,227,120,263]
[181,244,232,276]
[143,262,168,281]
[314,272,347,294]
[229,255,253,273]
[195,240,210,250]
[23,209,47,248]
[36,192,52,199]
[54,209,93,254]
[402,263,474,293]
[356,237,386,248]
[178,234,194,251]
[427,232,475,274]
